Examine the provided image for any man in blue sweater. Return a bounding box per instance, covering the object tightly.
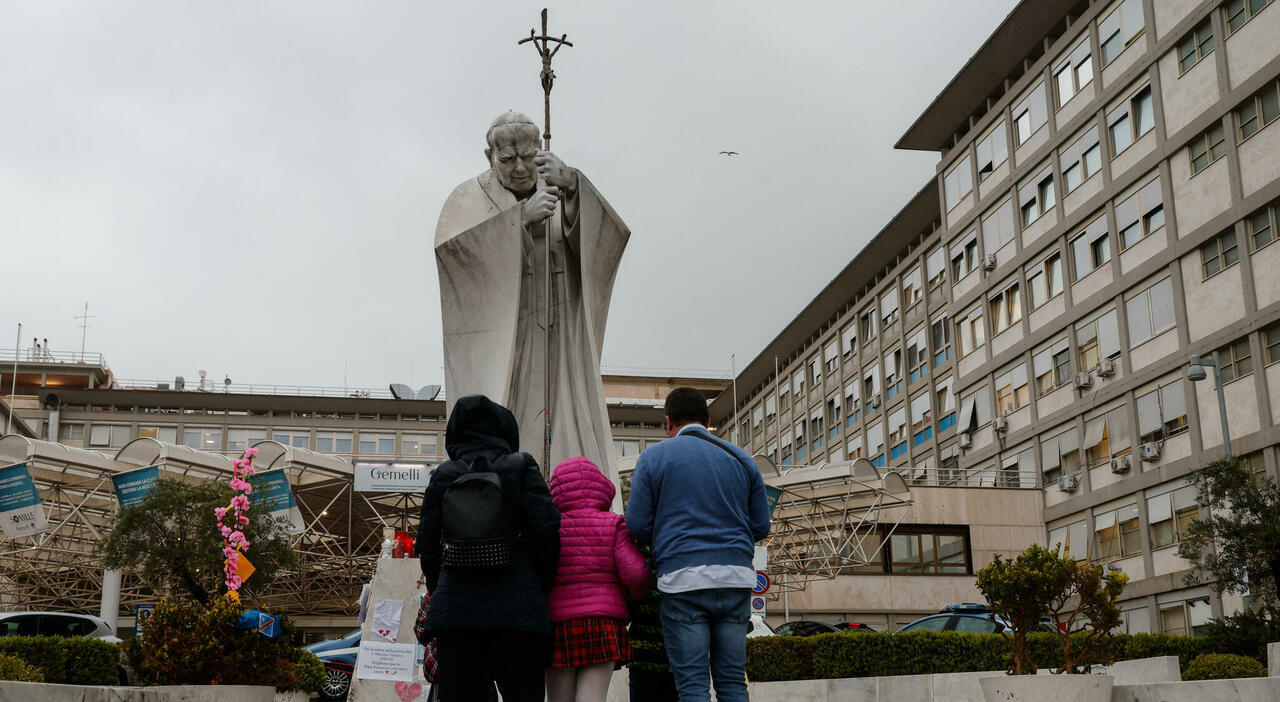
[627,387,771,702]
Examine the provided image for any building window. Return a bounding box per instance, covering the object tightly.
[884,348,904,399]
[1136,379,1189,443]
[867,422,885,465]
[1061,124,1103,194]
[888,408,907,459]
[1019,164,1055,226]
[90,424,132,448]
[994,363,1030,415]
[780,430,792,466]
[1108,84,1154,154]
[1047,520,1089,561]
[272,429,310,449]
[810,409,825,452]
[930,314,953,365]
[1028,252,1064,308]
[1216,337,1253,383]
[950,232,979,280]
[1119,607,1152,634]
[315,431,353,454]
[358,432,397,454]
[765,394,777,421]
[793,369,805,398]
[1085,407,1131,468]
[1094,503,1141,560]
[841,323,857,357]
[910,391,933,446]
[1247,197,1279,250]
[1070,215,1111,280]
[1236,77,1280,142]
[902,266,923,308]
[988,281,1022,335]
[1013,82,1048,145]
[402,433,439,455]
[1224,0,1275,35]
[1189,121,1227,174]
[1159,597,1211,636]
[844,381,861,427]
[808,356,822,387]
[957,384,993,435]
[888,527,970,574]
[1177,17,1214,74]
[1076,309,1121,373]
[794,420,807,461]
[976,121,1008,181]
[1033,338,1073,396]
[825,395,842,441]
[957,307,985,356]
[982,199,1017,255]
[182,427,223,451]
[1199,229,1240,277]
[1266,322,1280,365]
[1099,0,1145,66]
[227,428,267,451]
[1117,176,1165,249]
[863,368,881,413]
[137,426,177,444]
[1147,485,1197,548]
[613,439,642,457]
[881,291,899,328]
[823,340,839,375]
[845,434,862,460]
[944,155,974,211]
[1041,426,1081,483]
[907,328,928,383]
[1054,38,1093,107]
[926,246,947,289]
[1125,277,1176,345]
[859,308,877,342]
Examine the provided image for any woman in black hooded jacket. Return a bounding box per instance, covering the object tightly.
[416,394,561,701]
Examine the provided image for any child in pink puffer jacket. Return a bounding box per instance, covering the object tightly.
[545,457,652,702]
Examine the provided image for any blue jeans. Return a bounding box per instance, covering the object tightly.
[659,588,751,702]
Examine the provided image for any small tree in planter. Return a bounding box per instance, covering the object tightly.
[977,545,1128,674]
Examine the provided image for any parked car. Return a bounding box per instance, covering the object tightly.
[0,611,122,643]
[0,611,129,683]
[896,603,1034,634]
[834,621,877,632]
[304,629,361,700]
[746,613,774,638]
[772,620,843,637]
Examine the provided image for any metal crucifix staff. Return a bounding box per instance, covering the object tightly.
[518,9,572,478]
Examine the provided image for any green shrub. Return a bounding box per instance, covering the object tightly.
[1182,652,1268,680]
[1199,603,1280,665]
[0,636,118,685]
[0,653,45,683]
[745,630,1228,682]
[126,597,300,688]
[745,635,815,681]
[287,648,325,693]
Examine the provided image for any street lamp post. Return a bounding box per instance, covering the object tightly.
[1187,352,1232,456]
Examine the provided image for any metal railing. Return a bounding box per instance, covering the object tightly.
[112,378,401,400]
[0,348,110,370]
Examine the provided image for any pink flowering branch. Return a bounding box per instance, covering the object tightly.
[215,447,258,596]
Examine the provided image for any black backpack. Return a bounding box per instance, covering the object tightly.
[440,455,519,569]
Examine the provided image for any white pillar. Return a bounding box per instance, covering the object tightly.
[100,568,122,630]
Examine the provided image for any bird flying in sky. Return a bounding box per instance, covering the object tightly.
[718,151,739,156]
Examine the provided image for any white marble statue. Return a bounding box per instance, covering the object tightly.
[434,111,629,489]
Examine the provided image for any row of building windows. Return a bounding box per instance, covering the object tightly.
[77,423,443,455]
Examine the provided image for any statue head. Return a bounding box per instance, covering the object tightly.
[485,111,541,196]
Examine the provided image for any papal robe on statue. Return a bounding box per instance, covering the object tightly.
[435,167,628,485]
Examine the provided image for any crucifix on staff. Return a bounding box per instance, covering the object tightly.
[433,8,632,503]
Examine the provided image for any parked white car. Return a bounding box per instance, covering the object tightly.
[747,613,774,638]
[0,611,122,643]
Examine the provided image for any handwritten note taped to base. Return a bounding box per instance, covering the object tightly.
[355,641,416,682]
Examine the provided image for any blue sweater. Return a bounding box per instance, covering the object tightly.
[626,426,771,578]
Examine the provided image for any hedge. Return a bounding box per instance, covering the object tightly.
[1182,652,1267,681]
[0,653,44,683]
[746,631,1217,682]
[0,636,119,685]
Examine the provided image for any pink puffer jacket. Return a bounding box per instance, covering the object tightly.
[546,457,652,623]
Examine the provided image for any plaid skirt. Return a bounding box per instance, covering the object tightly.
[550,616,632,669]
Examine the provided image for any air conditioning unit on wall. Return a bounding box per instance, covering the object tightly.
[993,416,1008,433]
[1075,372,1093,390]
[1110,455,1132,474]
[958,432,973,449]
[1097,358,1117,377]
[1058,474,1079,492]
[981,254,998,272]
[1140,442,1162,462]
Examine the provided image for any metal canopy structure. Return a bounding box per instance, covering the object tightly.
[758,458,913,595]
[0,434,422,618]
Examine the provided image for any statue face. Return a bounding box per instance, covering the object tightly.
[486,131,540,195]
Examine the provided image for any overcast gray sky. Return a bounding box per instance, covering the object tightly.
[1,0,1017,391]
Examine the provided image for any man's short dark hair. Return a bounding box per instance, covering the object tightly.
[664,387,710,427]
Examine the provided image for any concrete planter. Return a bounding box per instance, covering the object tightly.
[979,673,1113,702]
[273,691,311,702]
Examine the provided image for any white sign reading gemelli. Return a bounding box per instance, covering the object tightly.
[353,462,433,493]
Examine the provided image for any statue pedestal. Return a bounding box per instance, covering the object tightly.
[348,557,431,702]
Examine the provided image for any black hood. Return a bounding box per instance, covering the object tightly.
[445,395,521,461]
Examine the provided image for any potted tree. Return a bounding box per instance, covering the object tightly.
[975,544,1127,702]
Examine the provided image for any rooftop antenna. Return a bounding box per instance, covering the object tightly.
[74,302,95,363]
[198,369,207,391]
[7,323,20,435]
